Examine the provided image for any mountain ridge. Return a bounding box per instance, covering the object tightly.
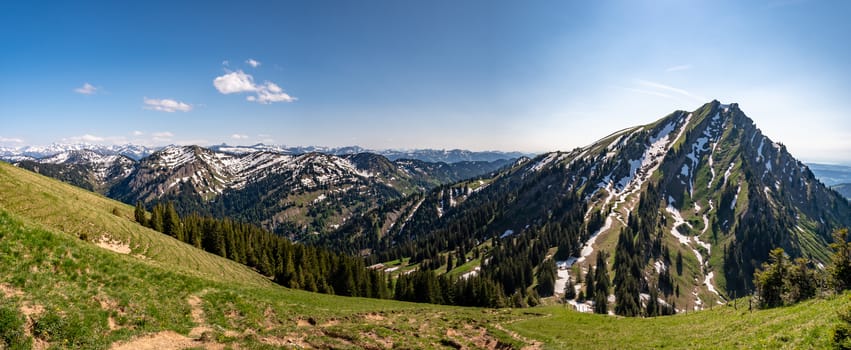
[12,144,515,237]
[331,100,851,313]
[1,142,531,164]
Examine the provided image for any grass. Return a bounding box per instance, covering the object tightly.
[0,162,532,348]
[0,160,847,349]
[508,294,849,349]
[0,162,272,288]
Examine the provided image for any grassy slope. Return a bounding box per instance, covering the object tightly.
[0,161,528,349]
[0,161,847,349]
[509,295,847,349]
[0,161,271,288]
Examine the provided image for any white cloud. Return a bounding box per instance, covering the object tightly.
[246,58,261,68]
[132,130,144,136]
[153,131,174,138]
[636,80,706,102]
[152,131,174,142]
[624,88,673,99]
[74,83,98,95]
[222,60,230,66]
[213,71,256,94]
[231,133,249,140]
[79,134,105,142]
[143,98,193,112]
[247,82,296,103]
[665,64,692,72]
[213,70,296,104]
[62,134,129,144]
[0,137,24,144]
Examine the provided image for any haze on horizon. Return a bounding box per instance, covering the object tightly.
[1,1,850,164]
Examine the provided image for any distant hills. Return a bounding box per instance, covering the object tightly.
[9,145,516,237]
[807,163,851,186]
[1,143,531,164]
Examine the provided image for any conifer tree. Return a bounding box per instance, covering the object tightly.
[593,251,610,314]
[149,203,164,232]
[830,228,851,292]
[564,276,576,301]
[163,202,182,240]
[585,265,596,301]
[134,201,147,226]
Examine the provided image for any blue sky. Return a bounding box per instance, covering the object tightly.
[1,1,850,163]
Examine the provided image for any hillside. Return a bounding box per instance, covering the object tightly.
[14,145,513,237]
[335,100,851,312]
[0,160,846,349]
[0,160,534,348]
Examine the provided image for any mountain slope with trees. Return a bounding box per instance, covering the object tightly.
[14,145,513,238]
[333,100,851,313]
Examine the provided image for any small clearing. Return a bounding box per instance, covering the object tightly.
[109,331,208,350]
[96,235,132,255]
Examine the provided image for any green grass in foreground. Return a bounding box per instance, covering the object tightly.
[0,161,848,349]
[507,295,848,349]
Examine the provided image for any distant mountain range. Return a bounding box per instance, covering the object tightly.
[0,143,531,164]
[9,145,516,237]
[807,163,851,186]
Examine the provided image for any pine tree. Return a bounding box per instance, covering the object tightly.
[163,202,182,240]
[830,228,851,292]
[134,201,147,226]
[149,203,164,232]
[564,276,576,300]
[585,265,596,301]
[593,251,610,314]
[753,248,787,308]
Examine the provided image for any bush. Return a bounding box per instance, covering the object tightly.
[0,306,31,349]
[834,298,851,349]
[33,312,94,347]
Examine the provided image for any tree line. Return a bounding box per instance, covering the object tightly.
[134,201,391,299]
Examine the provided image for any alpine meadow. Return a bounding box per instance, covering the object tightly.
[2,1,851,349]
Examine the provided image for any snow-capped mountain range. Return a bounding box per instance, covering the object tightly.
[10,144,516,237]
[0,143,529,164]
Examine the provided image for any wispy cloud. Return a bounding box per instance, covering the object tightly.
[74,83,98,95]
[624,88,673,99]
[222,60,230,66]
[63,134,128,144]
[132,130,144,136]
[152,132,174,142]
[635,79,706,102]
[0,137,24,144]
[246,58,261,68]
[665,64,692,72]
[231,133,249,140]
[213,70,296,104]
[143,98,193,112]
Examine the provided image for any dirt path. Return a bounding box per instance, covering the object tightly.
[109,290,225,350]
[494,319,544,350]
[187,292,214,338]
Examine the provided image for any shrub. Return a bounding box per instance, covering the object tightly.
[0,306,30,349]
[834,298,851,349]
